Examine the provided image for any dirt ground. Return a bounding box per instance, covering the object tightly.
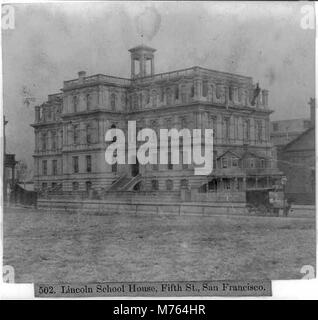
[3,207,316,283]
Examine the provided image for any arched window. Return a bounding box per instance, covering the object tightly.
[190,85,195,98]
[166,179,173,191]
[110,93,116,111]
[73,124,80,145]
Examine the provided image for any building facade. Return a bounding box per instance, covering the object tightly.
[276,98,315,205]
[31,45,281,201]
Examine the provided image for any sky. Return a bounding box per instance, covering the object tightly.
[1,1,315,172]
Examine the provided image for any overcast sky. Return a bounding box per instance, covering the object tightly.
[2,1,315,171]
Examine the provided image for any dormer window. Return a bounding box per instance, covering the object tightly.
[232,157,239,167]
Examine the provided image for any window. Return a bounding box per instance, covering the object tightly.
[202,81,208,97]
[160,88,164,102]
[110,93,116,111]
[273,123,279,132]
[229,87,233,101]
[224,118,230,140]
[175,86,179,100]
[181,87,187,103]
[86,94,91,110]
[216,85,221,99]
[256,120,262,142]
[166,89,172,105]
[232,158,239,167]
[86,181,92,192]
[213,151,217,169]
[73,125,80,145]
[42,132,47,150]
[249,158,255,168]
[222,158,228,168]
[86,155,92,172]
[72,182,79,191]
[42,160,47,175]
[244,119,250,141]
[151,180,159,191]
[210,116,217,139]
[73,96,78,113]
[42,182,47,189]
[145,90,150,104]
[72,156,79,173]
[52,160,57,175]
[51,131,56,150]
[86,124,91,144]
[166,180,173,191]
[208,179,217,191]
[151,91,157,107]
[260,159,265,168]
[51,182,57,189]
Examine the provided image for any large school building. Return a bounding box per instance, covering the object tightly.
[31,45,282,202]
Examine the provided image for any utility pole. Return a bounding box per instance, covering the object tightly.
[3,116,8,202]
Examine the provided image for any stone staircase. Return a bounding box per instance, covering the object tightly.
[107,175,131,191]
[121,174,142,191]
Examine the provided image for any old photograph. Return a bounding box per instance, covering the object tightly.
[1,1,316,287]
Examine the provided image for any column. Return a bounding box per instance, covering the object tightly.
[225,86,229,108]
[151,58,154,75]
[131,57,135,78]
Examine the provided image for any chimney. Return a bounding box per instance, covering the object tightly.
[35,106,40,123]
[78,71,86,83]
